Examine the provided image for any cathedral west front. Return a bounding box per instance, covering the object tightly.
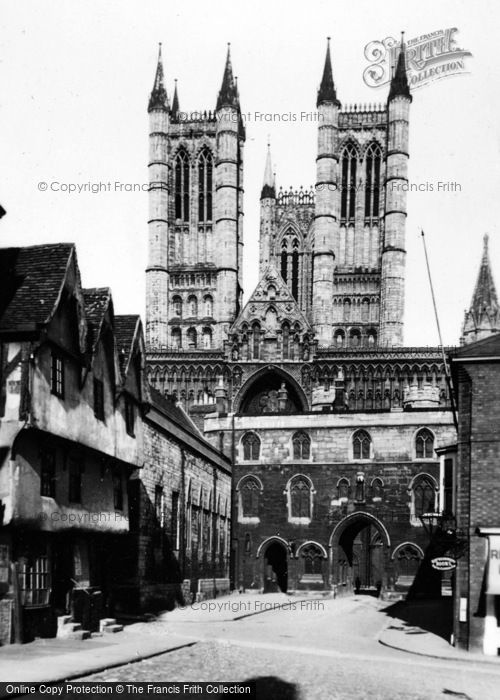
[144,38,493,597]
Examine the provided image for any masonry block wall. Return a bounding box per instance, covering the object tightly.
[204,410,455,594]
[129,400,231,611]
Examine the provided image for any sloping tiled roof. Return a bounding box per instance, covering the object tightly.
[115,314,140,377]
[0,243,74,333]
[452,332,500,359]
[149,385,203,439]
[82,288,111,355]
[115,315,140,356]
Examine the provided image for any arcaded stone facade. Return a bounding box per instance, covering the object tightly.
[127,390,232,611]
[144,39,458,598]
[204,409,455,595]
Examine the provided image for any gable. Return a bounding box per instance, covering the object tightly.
[231,265,312,336]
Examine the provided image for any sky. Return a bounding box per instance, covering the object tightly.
[0,0,499,347]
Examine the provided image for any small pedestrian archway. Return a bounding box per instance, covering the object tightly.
[330,513,390,594]
[257,537,289,593]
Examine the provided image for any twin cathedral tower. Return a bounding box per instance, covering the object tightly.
[145,39,412,360]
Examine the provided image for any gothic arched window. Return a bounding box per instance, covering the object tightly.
[292,431,311,460]
[239,475,261,518]
[187,327,197,348]
[335,331,345,347]
[341,143,358,220]
[279,230,301,302]
[337,478,349,501]
[203,295,213,317]
[198,149,213,222]
[282,323,290,360]
[252,323,260,360]
[289,476,313,519]
[187,295,198,318]
[361,298,370,323]
[301,543,323,575]
[353,429,371,460]
[172,296,182,318]
[343,299,351,322]
[202,327,212,349]
[174,149,190,222]
[242,432,260,461]
[413,476,436,518]
[371,477,384,500]
[171,327,182,349]
[415,428,435,459]
[364,142,382,219]
[394,544,423,580]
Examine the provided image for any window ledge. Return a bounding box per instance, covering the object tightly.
[288,517,311,525]
[238,516,260,524]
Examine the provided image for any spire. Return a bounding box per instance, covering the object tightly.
[461,234,500,344]
[148,43,169,112]
[261,141,275,199]
[171,79,179,118]
[317,37,340,107]
[216,43,239,110]
[388,33,412,102]
[470,234,499,315]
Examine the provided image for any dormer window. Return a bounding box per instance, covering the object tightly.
[93,378,105,422]
[51,353,64,398]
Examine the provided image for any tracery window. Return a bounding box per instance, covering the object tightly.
[198,149,213,222]
[353,429,371,460]
[292,431,311,460]
[289,476,313,519]
[364,142,382,219]
[413,475,436,518]
[301,544,323,575]
[239,475,261,518]
[341,143,358,220]
[174,149,190,222]
[415,428,435,459]
[280,230,301,301]
[242,432,260,461]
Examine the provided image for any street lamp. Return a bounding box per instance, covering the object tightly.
[419,511,442,539]
[419,510,468,559]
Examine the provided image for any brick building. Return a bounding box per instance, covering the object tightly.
[144,38,458,597]
[447,333,500,654]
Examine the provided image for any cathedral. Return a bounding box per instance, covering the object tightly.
[144,39,496,596]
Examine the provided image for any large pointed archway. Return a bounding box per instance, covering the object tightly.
[234,365,309,415]
[330,512,390,594]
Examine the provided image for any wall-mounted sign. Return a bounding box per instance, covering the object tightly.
[486,535,500,594]
[431,556,457,571]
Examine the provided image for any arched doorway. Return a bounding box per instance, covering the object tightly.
[264,541,288,593]
[331,513,389,594]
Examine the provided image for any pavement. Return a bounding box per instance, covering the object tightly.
[0,592,498,694]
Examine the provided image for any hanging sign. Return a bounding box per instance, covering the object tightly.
[431,556,456,571]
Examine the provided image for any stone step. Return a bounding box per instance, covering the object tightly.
[58,622,83,635]
[102,623,123,634]
[64,629,91,641]
[57,615,73,627]
[99,617,117,632]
